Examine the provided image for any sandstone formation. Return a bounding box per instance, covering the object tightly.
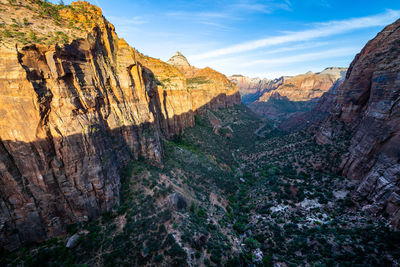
[249,68,346,122]
[279,77,344,131]
[0,0,240,250]
[228,75,284,104]
[316,19,400,228]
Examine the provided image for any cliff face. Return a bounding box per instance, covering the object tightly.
[0,1,240,250]
[249,68,346,122]
[317,19,400,228]
[166,52,240,114]
[228,75,284,105]
[279,78,344,131]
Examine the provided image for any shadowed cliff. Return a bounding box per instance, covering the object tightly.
[0,0,240,250]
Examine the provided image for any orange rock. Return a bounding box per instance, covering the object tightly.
[0,2,240,250]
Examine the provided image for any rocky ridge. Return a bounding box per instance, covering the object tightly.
[317,19,400,228]
[0,0,240,250]
[228,75,285,105]
[248,68,346,123]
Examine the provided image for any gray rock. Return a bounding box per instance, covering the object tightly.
[168,193,187,210]
[66,233,80,249]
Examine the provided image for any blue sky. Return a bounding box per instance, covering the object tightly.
[55,0,400,79]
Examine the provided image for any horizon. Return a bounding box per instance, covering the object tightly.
[52,0,400,79]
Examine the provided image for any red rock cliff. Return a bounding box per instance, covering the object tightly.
[317,19,400,228]
[0,0,240,250]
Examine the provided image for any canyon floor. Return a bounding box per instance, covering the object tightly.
[1,105,399,267]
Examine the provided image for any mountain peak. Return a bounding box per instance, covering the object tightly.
[167,51,191,67]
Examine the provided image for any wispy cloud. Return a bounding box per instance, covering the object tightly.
[232,0,292,14]
[166,11,232,19]
[189,9,400,60]
[193,41,331,67]
[241,47,359,67]
[166,0,292,25]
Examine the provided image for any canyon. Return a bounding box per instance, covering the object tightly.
[0,0,239,250]
[0,0,399,266]
[228,75,285,105]
[232,68,346,127]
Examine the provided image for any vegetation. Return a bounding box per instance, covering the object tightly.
[2,104,398,266]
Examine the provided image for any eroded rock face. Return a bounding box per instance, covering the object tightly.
[0,2,240,250]
[249,68,346,122]
[279,78,344,131]
[228,75,284,105]
[316,19,400,228]
[166,52,241,115]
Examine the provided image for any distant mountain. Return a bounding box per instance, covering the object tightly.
[248,68,347,124]
[228,75,285,105]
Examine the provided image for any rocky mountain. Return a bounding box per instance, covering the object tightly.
[317,19,400,228]
[249,68,346,123]
[167,51,191,68]
[228,75,285,104]
[1,1,400,267]
[0,0,239,250]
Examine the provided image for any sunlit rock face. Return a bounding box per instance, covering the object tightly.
[0,1,240,250]
[247,68,346,123]
[317,19,400,229]
[228,75,285,105]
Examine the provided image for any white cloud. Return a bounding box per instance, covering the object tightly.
[232,0,292,14]
[189,9,400,60]
[166,11,233,19]
[240,47,359,67]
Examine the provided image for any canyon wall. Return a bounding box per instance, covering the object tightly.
[0,1,240,250]
[248,68,346,123]
[317,19,400,228]
[228,75,284,105]
[279,77,344,131]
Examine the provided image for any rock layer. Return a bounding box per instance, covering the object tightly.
[0,1,240,250]
[249,68,346,122]
[317,19,400,228]
[279,77,344,131]
[228,75,284,105]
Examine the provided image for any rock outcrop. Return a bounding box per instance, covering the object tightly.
[249,68,346,123]
[0,0,240,250]
[316,19,400,228]
[167,51,190,68]
[228,75,284,104]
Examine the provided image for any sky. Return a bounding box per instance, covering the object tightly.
[54,0,400,79]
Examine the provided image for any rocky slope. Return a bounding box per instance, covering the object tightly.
[228,75,284,104]
[317,19,400,228]
[249,68,346,123]
[0,0,239,250]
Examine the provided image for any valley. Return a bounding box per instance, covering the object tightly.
[0,1,399,266]
[2,105,399,266]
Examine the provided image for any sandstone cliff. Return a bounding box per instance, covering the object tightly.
[316,19,400,228]
[228,75,284,104]
[249,68,346,123]
[0,0,240,250]
[279,77,344,131]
